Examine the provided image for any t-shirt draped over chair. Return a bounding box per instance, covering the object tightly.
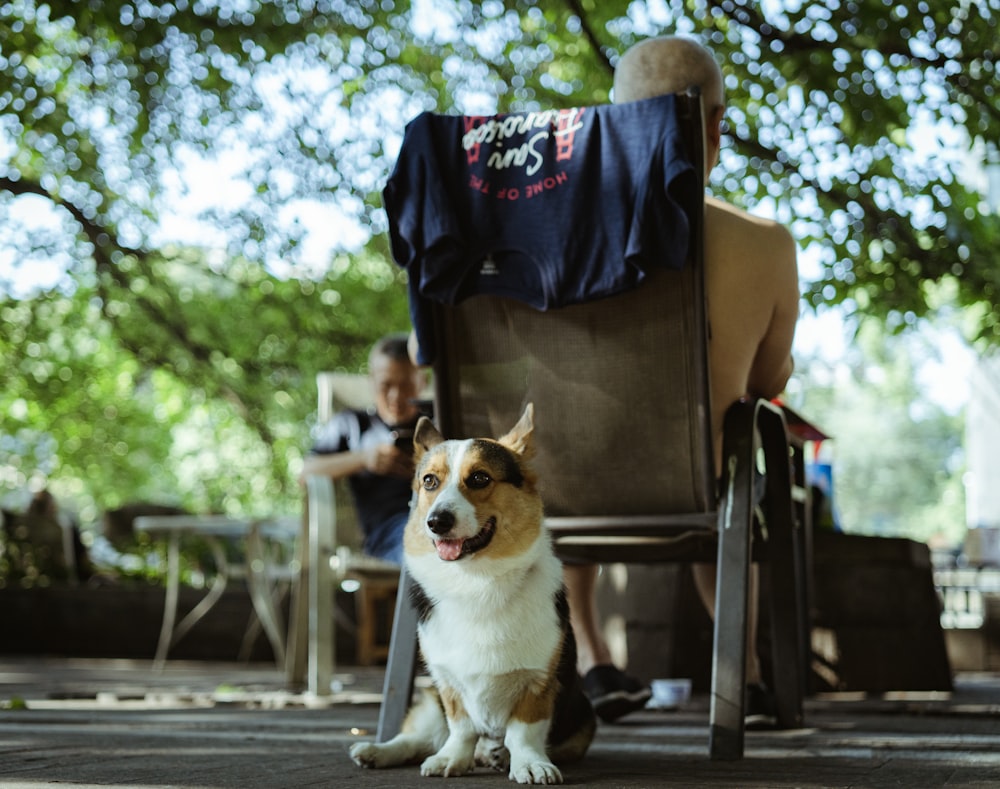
[384,93,701,366]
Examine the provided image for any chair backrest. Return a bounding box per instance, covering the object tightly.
[313,372,371,552]
[316,371,372,423]
[429,91,713,519]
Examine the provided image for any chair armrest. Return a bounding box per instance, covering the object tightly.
[288,474,339,695]
[305,474,341,577]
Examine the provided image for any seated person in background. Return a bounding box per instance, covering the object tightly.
[567,35,800,726]
[300,334,427,564]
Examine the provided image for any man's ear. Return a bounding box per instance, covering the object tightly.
[498,403,534,459]
[705,104,724,168]
[414,416,444,461]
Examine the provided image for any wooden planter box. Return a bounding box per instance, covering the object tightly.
[0,583,374,664]
[598,532,953,693]
[0,583,279,662]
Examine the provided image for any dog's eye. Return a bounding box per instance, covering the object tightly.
[465,471,492,490]
[422,474,439,491]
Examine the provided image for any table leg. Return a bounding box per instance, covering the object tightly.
[166,538,230,654]
[245,524,287,669]
[152,531,182,670]
[286,514,309,688]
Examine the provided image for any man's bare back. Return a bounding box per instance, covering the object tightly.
[563,32,802,704]
[705,195,799,468]
[612,35,800,469]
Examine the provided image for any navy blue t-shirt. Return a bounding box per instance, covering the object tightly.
[310,409,416,563]
[383,92,699,364]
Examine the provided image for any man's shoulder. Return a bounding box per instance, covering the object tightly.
[705,195,796,259]
[706,195,791,235]
[311,408,373,452]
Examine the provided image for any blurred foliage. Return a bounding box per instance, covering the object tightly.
[792,319,967,547]
[0,0,997,531]
[0,249,408,523]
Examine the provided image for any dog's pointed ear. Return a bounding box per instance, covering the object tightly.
[414,415,444,461]
[498,403,534,458]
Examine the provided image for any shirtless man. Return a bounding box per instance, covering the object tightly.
[569,35,800,725]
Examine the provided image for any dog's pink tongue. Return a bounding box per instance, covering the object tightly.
[435,539,464,561]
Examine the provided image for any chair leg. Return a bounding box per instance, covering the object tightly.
[355,582,376,668]
[759,407,805,729]
[709,403,756,760]
[353,576,398,666]
[306,477,336,697]
[377,565,419,742]
[790,438,815,699]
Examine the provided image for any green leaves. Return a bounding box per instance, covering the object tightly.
[0,0,996,532]
[0,244,409,523]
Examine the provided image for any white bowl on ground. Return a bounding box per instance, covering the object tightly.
[648,678,692,709]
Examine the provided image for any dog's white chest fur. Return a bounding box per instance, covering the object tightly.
[409,538,563,735]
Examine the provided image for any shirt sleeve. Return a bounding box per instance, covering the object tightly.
[622,97,697,275]
[382,112,461,366]
[309,410,360,455]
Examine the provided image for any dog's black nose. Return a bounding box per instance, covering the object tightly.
[427,510,455,536]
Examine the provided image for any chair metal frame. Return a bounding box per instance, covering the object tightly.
[285,374,401,695]
[376,90,805,760]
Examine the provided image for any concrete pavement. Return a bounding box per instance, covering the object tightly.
[1,658,998,788]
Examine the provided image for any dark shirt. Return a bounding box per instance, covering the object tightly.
[382,92,699,364]
[310,408,417,562]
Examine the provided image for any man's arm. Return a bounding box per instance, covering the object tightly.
[301,450,370,482]
[747,223,799,399]
[300,444,413,484]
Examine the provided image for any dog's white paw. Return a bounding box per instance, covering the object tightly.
[420,752,475,777]
[509,759,563,785]
[349,741,385,769]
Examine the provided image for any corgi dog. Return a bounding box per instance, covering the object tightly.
[350,404,595,784]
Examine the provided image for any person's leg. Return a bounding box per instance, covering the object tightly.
[564,563,612,673]
[564,563,651,723]
[364,511,408,565]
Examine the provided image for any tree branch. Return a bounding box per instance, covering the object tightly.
[562,0,614,75]
[1,174,278,448]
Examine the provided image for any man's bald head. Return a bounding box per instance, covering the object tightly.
[613,36,724,113]
[614,36,726,171]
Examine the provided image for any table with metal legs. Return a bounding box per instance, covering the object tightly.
[134,514,298,670]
